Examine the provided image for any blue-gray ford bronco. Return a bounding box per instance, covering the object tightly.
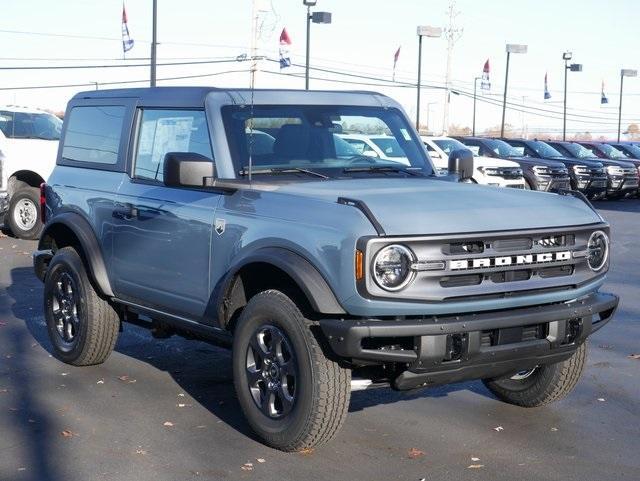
[33,87,618,451]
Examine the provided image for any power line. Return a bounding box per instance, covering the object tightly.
[0,57,252,70]
[0,69,250,91]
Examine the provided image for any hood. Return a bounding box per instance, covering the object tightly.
[473,156,520,168]
[271,177,601,236]
[549,157,603,168]
[499,156,566,168]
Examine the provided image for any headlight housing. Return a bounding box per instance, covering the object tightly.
[587,230,609,271]
[478,166,501,176]
[372,244,414,291]
[606,165,625,176]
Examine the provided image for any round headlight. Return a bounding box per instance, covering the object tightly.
[587,231,609,271]
[372,244,414,291]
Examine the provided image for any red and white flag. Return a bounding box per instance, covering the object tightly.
[392,46,401,81]
[279,28,292,69]
[481,59,490,91]
[121,4,134,54]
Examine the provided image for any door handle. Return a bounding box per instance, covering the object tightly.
[112,203,139,220]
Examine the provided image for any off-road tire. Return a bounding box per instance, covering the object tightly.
[482,342,587,407]
[44,247,120,366]
[7,184,43,240]
[232,290,351,451]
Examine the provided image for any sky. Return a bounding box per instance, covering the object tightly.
[2,0,639,137]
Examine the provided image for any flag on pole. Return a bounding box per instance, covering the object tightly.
[392,46,401,81]
[279,28,292,69]
[544,72,551,99]
[480,59,490,91]
[601,80,609,104]
[121,4,135,54]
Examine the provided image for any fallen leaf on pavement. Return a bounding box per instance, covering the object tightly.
[493,426,504,432]
[96,379,104,384]
[118,375,136,383]
[61,430,74,438]
[407,448,425,459]
[628,354,640,360]
[597,398,606,402]
[136,448,147,455]
[61,373,68,376]
[256,458,266,463]
[241,463,254,471]
[163,421,174,427]
[551,427,558,432]
[468,464,485,469]
[299,447,315,456]
[598,344,614,350]
[471,457,480,462]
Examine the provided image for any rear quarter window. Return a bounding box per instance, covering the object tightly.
[62,106,126,165]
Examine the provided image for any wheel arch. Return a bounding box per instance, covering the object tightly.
[8,170,46,195]
[38,212,114,297]
[209,247,346,330]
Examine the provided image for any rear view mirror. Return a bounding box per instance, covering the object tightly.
[448,149,474,181]
[163,152,215,188]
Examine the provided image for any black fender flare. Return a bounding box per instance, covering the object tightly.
[39,212,114,297]
[210,247,346,325]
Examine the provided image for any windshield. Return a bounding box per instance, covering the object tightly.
[598,143,627,159]
[563,143,597,159]
[617,143,640,159]
[0,110,62,140]
[433,138,468,155]
[482,138,522,158]
[222,105,433,178]
[369,137,406,158]
[529,140,564,158]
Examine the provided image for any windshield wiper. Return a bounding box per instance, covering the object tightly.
[238,166,329,179]
[342,165,423,177]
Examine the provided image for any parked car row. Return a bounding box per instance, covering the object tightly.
[453,136,639,200]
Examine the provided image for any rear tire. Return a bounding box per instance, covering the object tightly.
[232,290,351,451]
[7,185,42,240]
[482,343,587,407]
[44,247,120,366]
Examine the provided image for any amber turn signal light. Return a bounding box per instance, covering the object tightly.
[355,250,364,280]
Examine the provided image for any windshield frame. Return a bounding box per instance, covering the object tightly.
[220,104,434,180]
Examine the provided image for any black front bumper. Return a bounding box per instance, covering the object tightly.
[320,292,618,390]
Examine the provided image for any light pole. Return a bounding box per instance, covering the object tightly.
[150,0,158,87]
[562,52,582,141]
[304,0,332,90]
[500,43,527,138]
[618,69,638,141]
[416,25,442,131]
[472,76,481,136]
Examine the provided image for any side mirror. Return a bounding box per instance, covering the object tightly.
[163,152,215,188]
[448,149,474,181]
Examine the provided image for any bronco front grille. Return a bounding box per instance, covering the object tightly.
[363,225,608,302]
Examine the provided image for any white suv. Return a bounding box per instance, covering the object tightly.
[0,106,61,239]
[422,136,525,189]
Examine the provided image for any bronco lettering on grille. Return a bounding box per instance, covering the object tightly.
[450,251,571,270]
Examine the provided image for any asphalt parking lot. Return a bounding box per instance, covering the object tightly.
[0,200,638,481]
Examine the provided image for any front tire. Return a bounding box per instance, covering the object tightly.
[44,247,120,366]
[7,185,43,240]
[233,290,351,451]
[482,343,587,407]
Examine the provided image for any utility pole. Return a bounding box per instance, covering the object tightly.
[249,0,259,89]
[441,0,463,135]
[472,77,480,136]
[150,0,157,87]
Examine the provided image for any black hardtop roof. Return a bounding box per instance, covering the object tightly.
[71,86,384,107]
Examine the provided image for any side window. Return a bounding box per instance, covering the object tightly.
[134,109,212,182]
[509,143,526,156]
[62,106,126,164]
